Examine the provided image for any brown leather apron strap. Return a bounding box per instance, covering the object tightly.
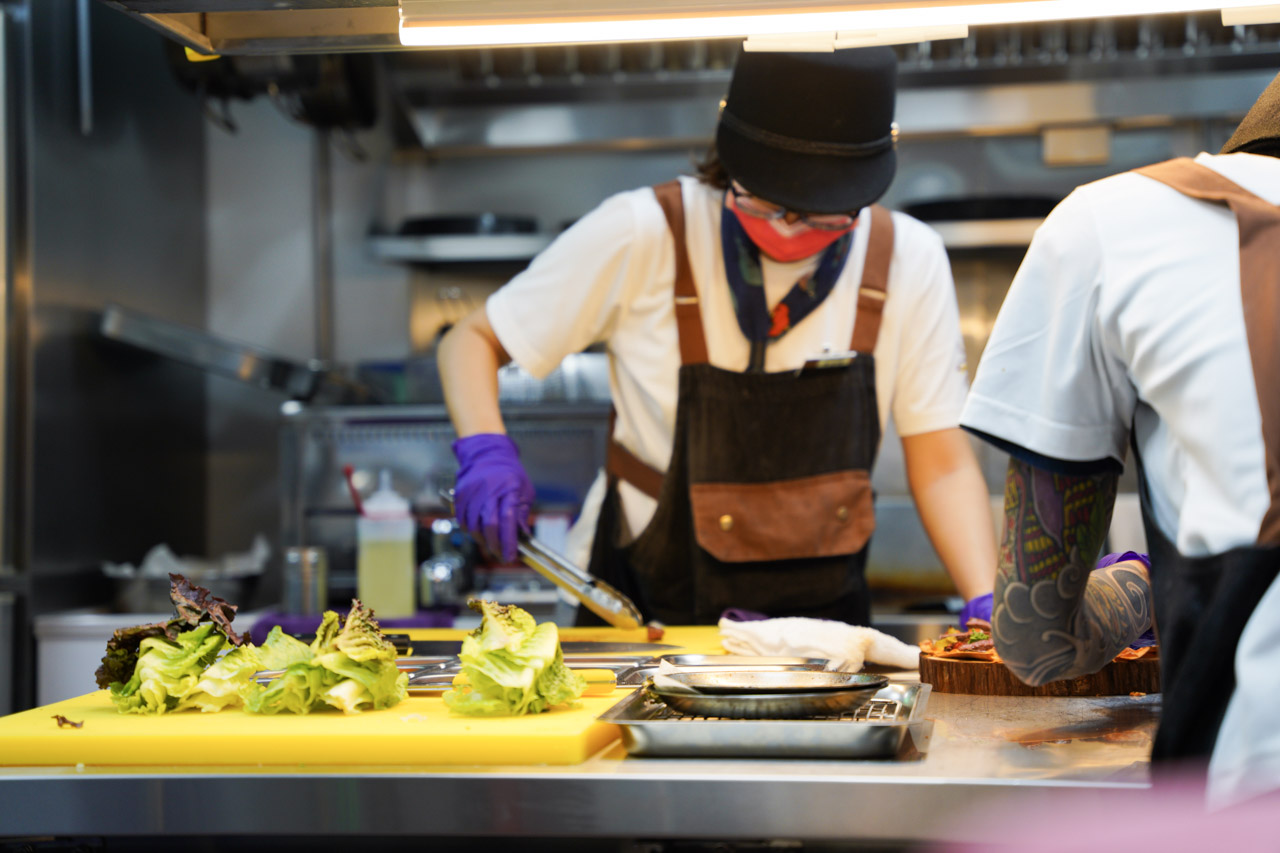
[606,407,664,500]
[604,181,707,500]
[1137,157,1280,545]
[603,181,707,501]
[849,205,894,354]
[652,180,709,366]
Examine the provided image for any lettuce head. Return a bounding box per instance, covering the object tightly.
[246,602,407,715]
[96,573,248,692]
[443,600,586,716]
[109,622,226,714]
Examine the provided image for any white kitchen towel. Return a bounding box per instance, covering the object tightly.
[718,617,920,672]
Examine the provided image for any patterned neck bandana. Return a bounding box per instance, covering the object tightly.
[720,194,855,347]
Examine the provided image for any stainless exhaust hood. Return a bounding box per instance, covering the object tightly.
[102,3,1280,155]
[96,1,1280,57]
[98,1,405,55]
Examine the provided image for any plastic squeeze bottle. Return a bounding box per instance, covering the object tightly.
[356,470,415,618]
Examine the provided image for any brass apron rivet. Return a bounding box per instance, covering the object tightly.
[836,505,850,523]
[719,514,734,531]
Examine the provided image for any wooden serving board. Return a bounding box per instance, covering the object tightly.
[919,652,1160,697]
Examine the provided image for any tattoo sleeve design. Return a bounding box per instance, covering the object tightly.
[993,459,1153,685]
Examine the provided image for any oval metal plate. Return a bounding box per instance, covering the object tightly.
[655,670,889,695]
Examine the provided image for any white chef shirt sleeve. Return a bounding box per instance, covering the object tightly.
[885,216,970,437]
[486,190,659,380]
[960,188,1132,466]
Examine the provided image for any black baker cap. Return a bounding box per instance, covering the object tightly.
[716,47,899,215]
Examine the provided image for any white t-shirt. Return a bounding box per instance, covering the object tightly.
[487,175,969,564]
[962,152,1280,556]
[959,151,1280,809]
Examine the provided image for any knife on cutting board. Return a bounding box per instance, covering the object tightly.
[407,668,622,696]
[404,640,678,657]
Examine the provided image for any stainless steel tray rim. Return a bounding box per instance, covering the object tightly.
[650,670,890,695]
[597,683,933,760]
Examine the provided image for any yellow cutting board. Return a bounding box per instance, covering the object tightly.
[0,692,627,767]
[0,626,726,768]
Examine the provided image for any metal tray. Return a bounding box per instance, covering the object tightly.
[659,655,828,669]
[598,682,933,760]
[652,670,887,694]
[647,671,889,719]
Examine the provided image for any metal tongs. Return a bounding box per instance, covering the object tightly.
[440,489,644,630]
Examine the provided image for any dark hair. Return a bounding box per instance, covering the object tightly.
[1234,138,1280,159]
[693,142,730,190]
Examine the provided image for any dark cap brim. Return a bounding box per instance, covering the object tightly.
[717,121,897,215]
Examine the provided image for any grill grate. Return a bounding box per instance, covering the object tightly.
[640,697,902,723]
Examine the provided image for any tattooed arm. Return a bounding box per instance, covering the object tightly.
[992,457,1154,686]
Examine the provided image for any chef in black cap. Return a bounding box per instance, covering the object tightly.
[440,47,996,628]
[961,71,1280,803]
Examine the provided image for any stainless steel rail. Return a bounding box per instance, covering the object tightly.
[0,689,1158,844]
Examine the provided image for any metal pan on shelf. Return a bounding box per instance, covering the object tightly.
[646,671,889,719]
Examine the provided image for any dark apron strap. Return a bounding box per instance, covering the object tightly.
[850,205,894,354]
[1136,158,1280,544]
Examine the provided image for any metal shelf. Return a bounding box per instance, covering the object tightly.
[369,233,554,265]
[368,219,1037,265]
[929,217,1043,249]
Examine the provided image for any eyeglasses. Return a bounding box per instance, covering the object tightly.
[727,181,858,231]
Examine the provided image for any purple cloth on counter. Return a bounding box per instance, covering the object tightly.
[720,608,771,622]
[249,609,456,646]
[452,433,535,563]
[958,592,993,627]
[1095,551,1157,647]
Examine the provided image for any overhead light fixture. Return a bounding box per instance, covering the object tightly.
[743,25,971,52]
[1223,3,1280,23]
[400,1,1280,48]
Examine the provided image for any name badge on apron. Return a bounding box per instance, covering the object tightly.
[797,350,860,376]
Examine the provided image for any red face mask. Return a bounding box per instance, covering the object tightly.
[727,195,855,262]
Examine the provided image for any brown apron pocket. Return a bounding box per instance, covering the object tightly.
[689,470,874,563]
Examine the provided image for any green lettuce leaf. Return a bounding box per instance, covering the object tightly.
[109,622,225,714]
[256,626,315,671]
[245,601,406,715]
[245,663,338,715]
[311,611,342,654]
[179,645,262,713]
[443,600,586,716]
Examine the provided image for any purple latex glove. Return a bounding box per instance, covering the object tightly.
[1095,551,1156,647]
[958,592,993,627]
[452,433,534,564]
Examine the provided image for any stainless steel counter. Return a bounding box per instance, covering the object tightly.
[0,688,1158,846]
